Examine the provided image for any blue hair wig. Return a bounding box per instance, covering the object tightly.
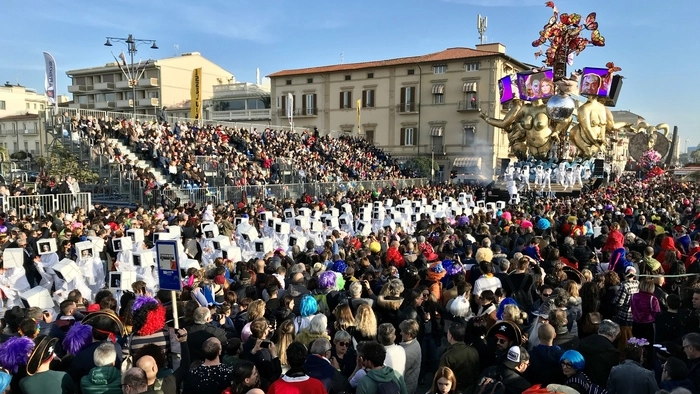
[331,260,348,274]
[299,294,319,317]
[0,371,10,393]
[560,350,585,371]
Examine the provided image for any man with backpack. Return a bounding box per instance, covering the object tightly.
[356,341,407,394]
[478,346,531,394]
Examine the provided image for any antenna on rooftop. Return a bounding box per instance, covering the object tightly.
[340,52,344,64]
[174,44,179,56]
[477,14,487,45]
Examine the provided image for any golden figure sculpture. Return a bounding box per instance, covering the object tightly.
[569,96,608,157]
[480,100,528,160]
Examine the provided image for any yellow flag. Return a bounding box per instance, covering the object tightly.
[356,98,362,134]
[190,68,202,120]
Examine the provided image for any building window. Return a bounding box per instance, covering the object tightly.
[365,130,375,144]
[302,94,317,115]
[433,65,447,74]
[307,78,313,84]
[367,73,374,79]
[339,91,352,109]
[463,126,476,146]
[286,79,292,85]
[407,69,415,75]
[276,96,281,109]
[400,127,415,146]
[464,92,478,110]
[399,86,417,112]
[465,62,480,71]
[148,91,159,99]
[35,141,40,153]
[26,103,30,109]
[24,141,28,151]
[432,84,445,105]
[344,75,351,81]
[362,89,375,108]
[33,103,37,109]
[40,104,44,110]
[78,96,88,104]
[0,100,5,110]
[34,122,38,131]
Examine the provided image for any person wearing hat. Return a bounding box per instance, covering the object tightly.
[478,346,531,394]
[20,335,75,394]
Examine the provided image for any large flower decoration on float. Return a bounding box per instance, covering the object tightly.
[532,1,606,66]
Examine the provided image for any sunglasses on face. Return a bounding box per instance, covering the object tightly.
[337,341,350,347]
[542,292,552,297]
[561,361,573,368]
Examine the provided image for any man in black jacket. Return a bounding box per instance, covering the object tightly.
[304,339,352,394]
[479,346,531,394]
[577,319,620,387]
[185,307,231,363]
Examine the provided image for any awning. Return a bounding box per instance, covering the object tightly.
[453,157,482,168]
[463,82,477,92]
[431,84,445,94]
[430,126,443,137]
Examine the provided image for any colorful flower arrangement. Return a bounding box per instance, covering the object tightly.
[645,166,665,180]
[627,337,650,347]
[638,149,662,169]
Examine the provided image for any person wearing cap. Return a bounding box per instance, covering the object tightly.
[20,335,75,394]
[613,266,639,352]
[478,346,531,394]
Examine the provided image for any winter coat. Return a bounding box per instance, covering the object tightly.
[80,366,122,394]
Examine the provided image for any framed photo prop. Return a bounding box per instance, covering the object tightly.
[37,239,57,255]
[132,250,155,268]
[2,248,24,268]
[127,229,144,243]
[53,259,81,283]
[109,271,136,291]
[75,241,96,260]
[111,237,132,252]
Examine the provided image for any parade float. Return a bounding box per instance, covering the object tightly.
[481,2,673,197]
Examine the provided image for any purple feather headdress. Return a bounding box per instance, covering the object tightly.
[132,295,158,312]
[318,271,337,290]
[0,336,35,373]
[63,322,93,356]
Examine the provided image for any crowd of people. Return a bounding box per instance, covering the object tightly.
[0,139,699,394]
[60,113,406,192]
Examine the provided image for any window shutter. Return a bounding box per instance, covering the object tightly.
[348,91,352,107]
[313,94,317,112]
[293,95,296,110]
[400,87,406,105]
[339,91,344,109]
[400,128,406,146]
[281,95,286,111]
[362,90,367,108]
[302,94,307,112]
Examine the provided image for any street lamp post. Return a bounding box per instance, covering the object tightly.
[104,34,158,121]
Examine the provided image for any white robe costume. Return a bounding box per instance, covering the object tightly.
[520,165,530,191]
[0,266,31,308]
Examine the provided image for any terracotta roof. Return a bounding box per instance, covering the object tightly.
[0,114,40,121]
[267,47,500,77]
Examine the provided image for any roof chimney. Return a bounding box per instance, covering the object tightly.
[475,43,506,54]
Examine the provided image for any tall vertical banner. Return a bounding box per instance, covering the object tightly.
[356,98,362,134]
[42,52,58,111]
[286,92,294,127]
[189,68,202,120]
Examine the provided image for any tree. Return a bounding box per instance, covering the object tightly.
[692,148,700,163]
[403,156,439,178]
[679,153,691,165]
[45,142,99,184]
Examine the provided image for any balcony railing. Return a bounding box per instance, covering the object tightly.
[94,82,115,91]
[95,101,116,109]
[276,107,318,117]
[210,109,272,121]
[115,80,131,89]
[396,103,419,113]
[116,99,134,108]
[67,85,89,93]
[138,78,159,87]
[138,98,160,107]
[68,103,90,109]
[457,100,479,111]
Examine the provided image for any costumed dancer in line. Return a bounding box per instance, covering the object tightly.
[78,244,105,299]
[557,162,567,187]
[564,166,574,191]
[574,164,584,188]
[520,165,531,192]
[582,167,592,181]
[543,167,553,193]
[534,165,545,189]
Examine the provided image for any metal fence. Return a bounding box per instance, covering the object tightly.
[0,192,92,216]
[137,178,429,208]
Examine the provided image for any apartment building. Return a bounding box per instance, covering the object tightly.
[0,84,49,156]
[268,44,529,178]
[65,52,234,116]
[0,83,48,117]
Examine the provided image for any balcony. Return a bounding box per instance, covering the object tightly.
[95,101,116,109]
[396,103,419,114]
[67,85,89,93]
[68,103,89,109]
[457,100,479,112]
[115,80,132,89]
[276,108,318,118]
[138,98,159,107]
[94,82,116,91]
[213,82,269,98]
[116,99,134,108]
[138,78,159,87]
[210,109,271,121]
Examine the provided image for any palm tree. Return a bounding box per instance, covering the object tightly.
[0,146,9,176]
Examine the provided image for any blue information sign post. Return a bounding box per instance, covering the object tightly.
[156,240,182,291]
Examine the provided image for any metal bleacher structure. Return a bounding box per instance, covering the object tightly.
[45,108,428,208]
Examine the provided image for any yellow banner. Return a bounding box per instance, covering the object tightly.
[356,98,361,134]
[190,68,202,120]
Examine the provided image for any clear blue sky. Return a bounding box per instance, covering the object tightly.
[2,0,698,149]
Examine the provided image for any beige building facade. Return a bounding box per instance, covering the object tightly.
[268,44,529,178]
[0,84,48,117]
[65,52,234,116]
[0,114,45,156]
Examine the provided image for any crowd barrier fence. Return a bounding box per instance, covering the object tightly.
[1,192,92,216]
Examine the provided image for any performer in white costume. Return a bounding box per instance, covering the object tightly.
[542,168,552,192]
[534,165,545,189]
[0,265,31,308]
[574,164,584,188]
[582,167,592,181]
[520,165,531,192]
[557,162,568,186]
